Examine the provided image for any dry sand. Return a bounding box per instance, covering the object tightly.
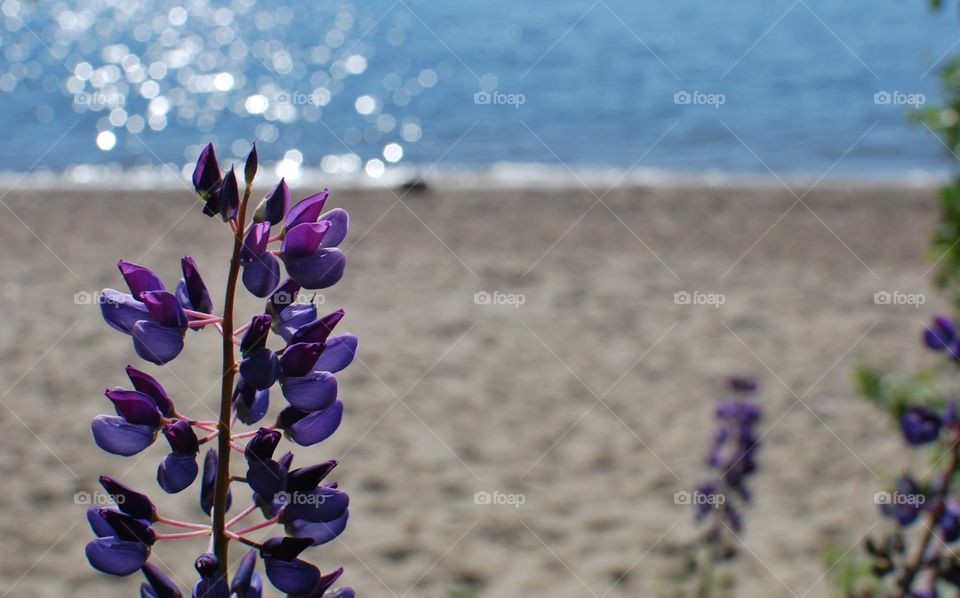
[0,181,945,597]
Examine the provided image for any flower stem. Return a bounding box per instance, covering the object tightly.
[156,530,212,540]
[213,180,253,577]
[233,515,279,536]
[156,516,211,530]
[225,504,258,528]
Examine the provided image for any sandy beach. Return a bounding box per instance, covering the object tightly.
[0,181,944,597]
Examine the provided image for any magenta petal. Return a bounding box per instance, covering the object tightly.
[285,190,329,229]
[313,334,358,374]
[284,248,345,290]
[318,208,349,248]
[100,289,150,334]
[219,167,240,221]
[279,343,324,378]
[264,178,290,225]
[280,372,337,412]
[180,256,213,314]
[132,321,185,365]
[241,222,271,264]
[192,143,221,196]
[118,260,166,297]
[281,222,332,259]
[85,536,149,576]
[91,415,156,456]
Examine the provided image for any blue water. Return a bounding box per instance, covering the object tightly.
[1,0,959,180]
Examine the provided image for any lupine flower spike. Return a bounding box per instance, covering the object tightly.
[86,142,356,596]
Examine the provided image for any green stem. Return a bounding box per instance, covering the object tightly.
[212,184,252,576]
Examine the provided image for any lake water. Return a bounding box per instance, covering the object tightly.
[2,0,959,184]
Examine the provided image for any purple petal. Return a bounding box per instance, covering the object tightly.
[218,167,240,221]
[276,303,318,343]
[231,550,259,596]
[263,178,289,225]
[281,222,332,259]
[192,143,221,198]
[241,222,271,264]
[287,510,349,546]
[247,460,286,501]
[279,487,349,523]
[239,348,279,391]
[244,143,258,185]
[180,256,213,314]
[142,563,183,598]
[157,452,199,494]
[263,558,320,595]
[901,407,942,445]
[162,420,200,454]
[279,400,344,447]
[242,254,281,298]
[118,260,166,297]
[92,415,156,456]
[240,314,273,355]
[280,372,337,412]
[86,537,149,576]
[284,190,329,229]
[105,388,163,427]
[234,378,270,426]
[141,291,188,329]
[125,366,175,418]
[279,343,324,378]
[294,568,345,598]
[284,248,346,290]
[244,428,283,462]
[318,208,349,248]
[87,506,115,537]
[99,475,157,521]
[287,461,339,493]
[314,334,358,374]
[132,321,185,365]
[103,510,156,544]
[100,289,150,334]
[200,449,231,516]
[290,309,344,345]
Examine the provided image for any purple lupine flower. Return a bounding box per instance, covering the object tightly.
[157,420,200,493]
[175,256,213,316]
[240,222,281,297]
[901,406,942,445]
[924,315,960,359]
[279,194,349,290]
[87,142,355,594]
